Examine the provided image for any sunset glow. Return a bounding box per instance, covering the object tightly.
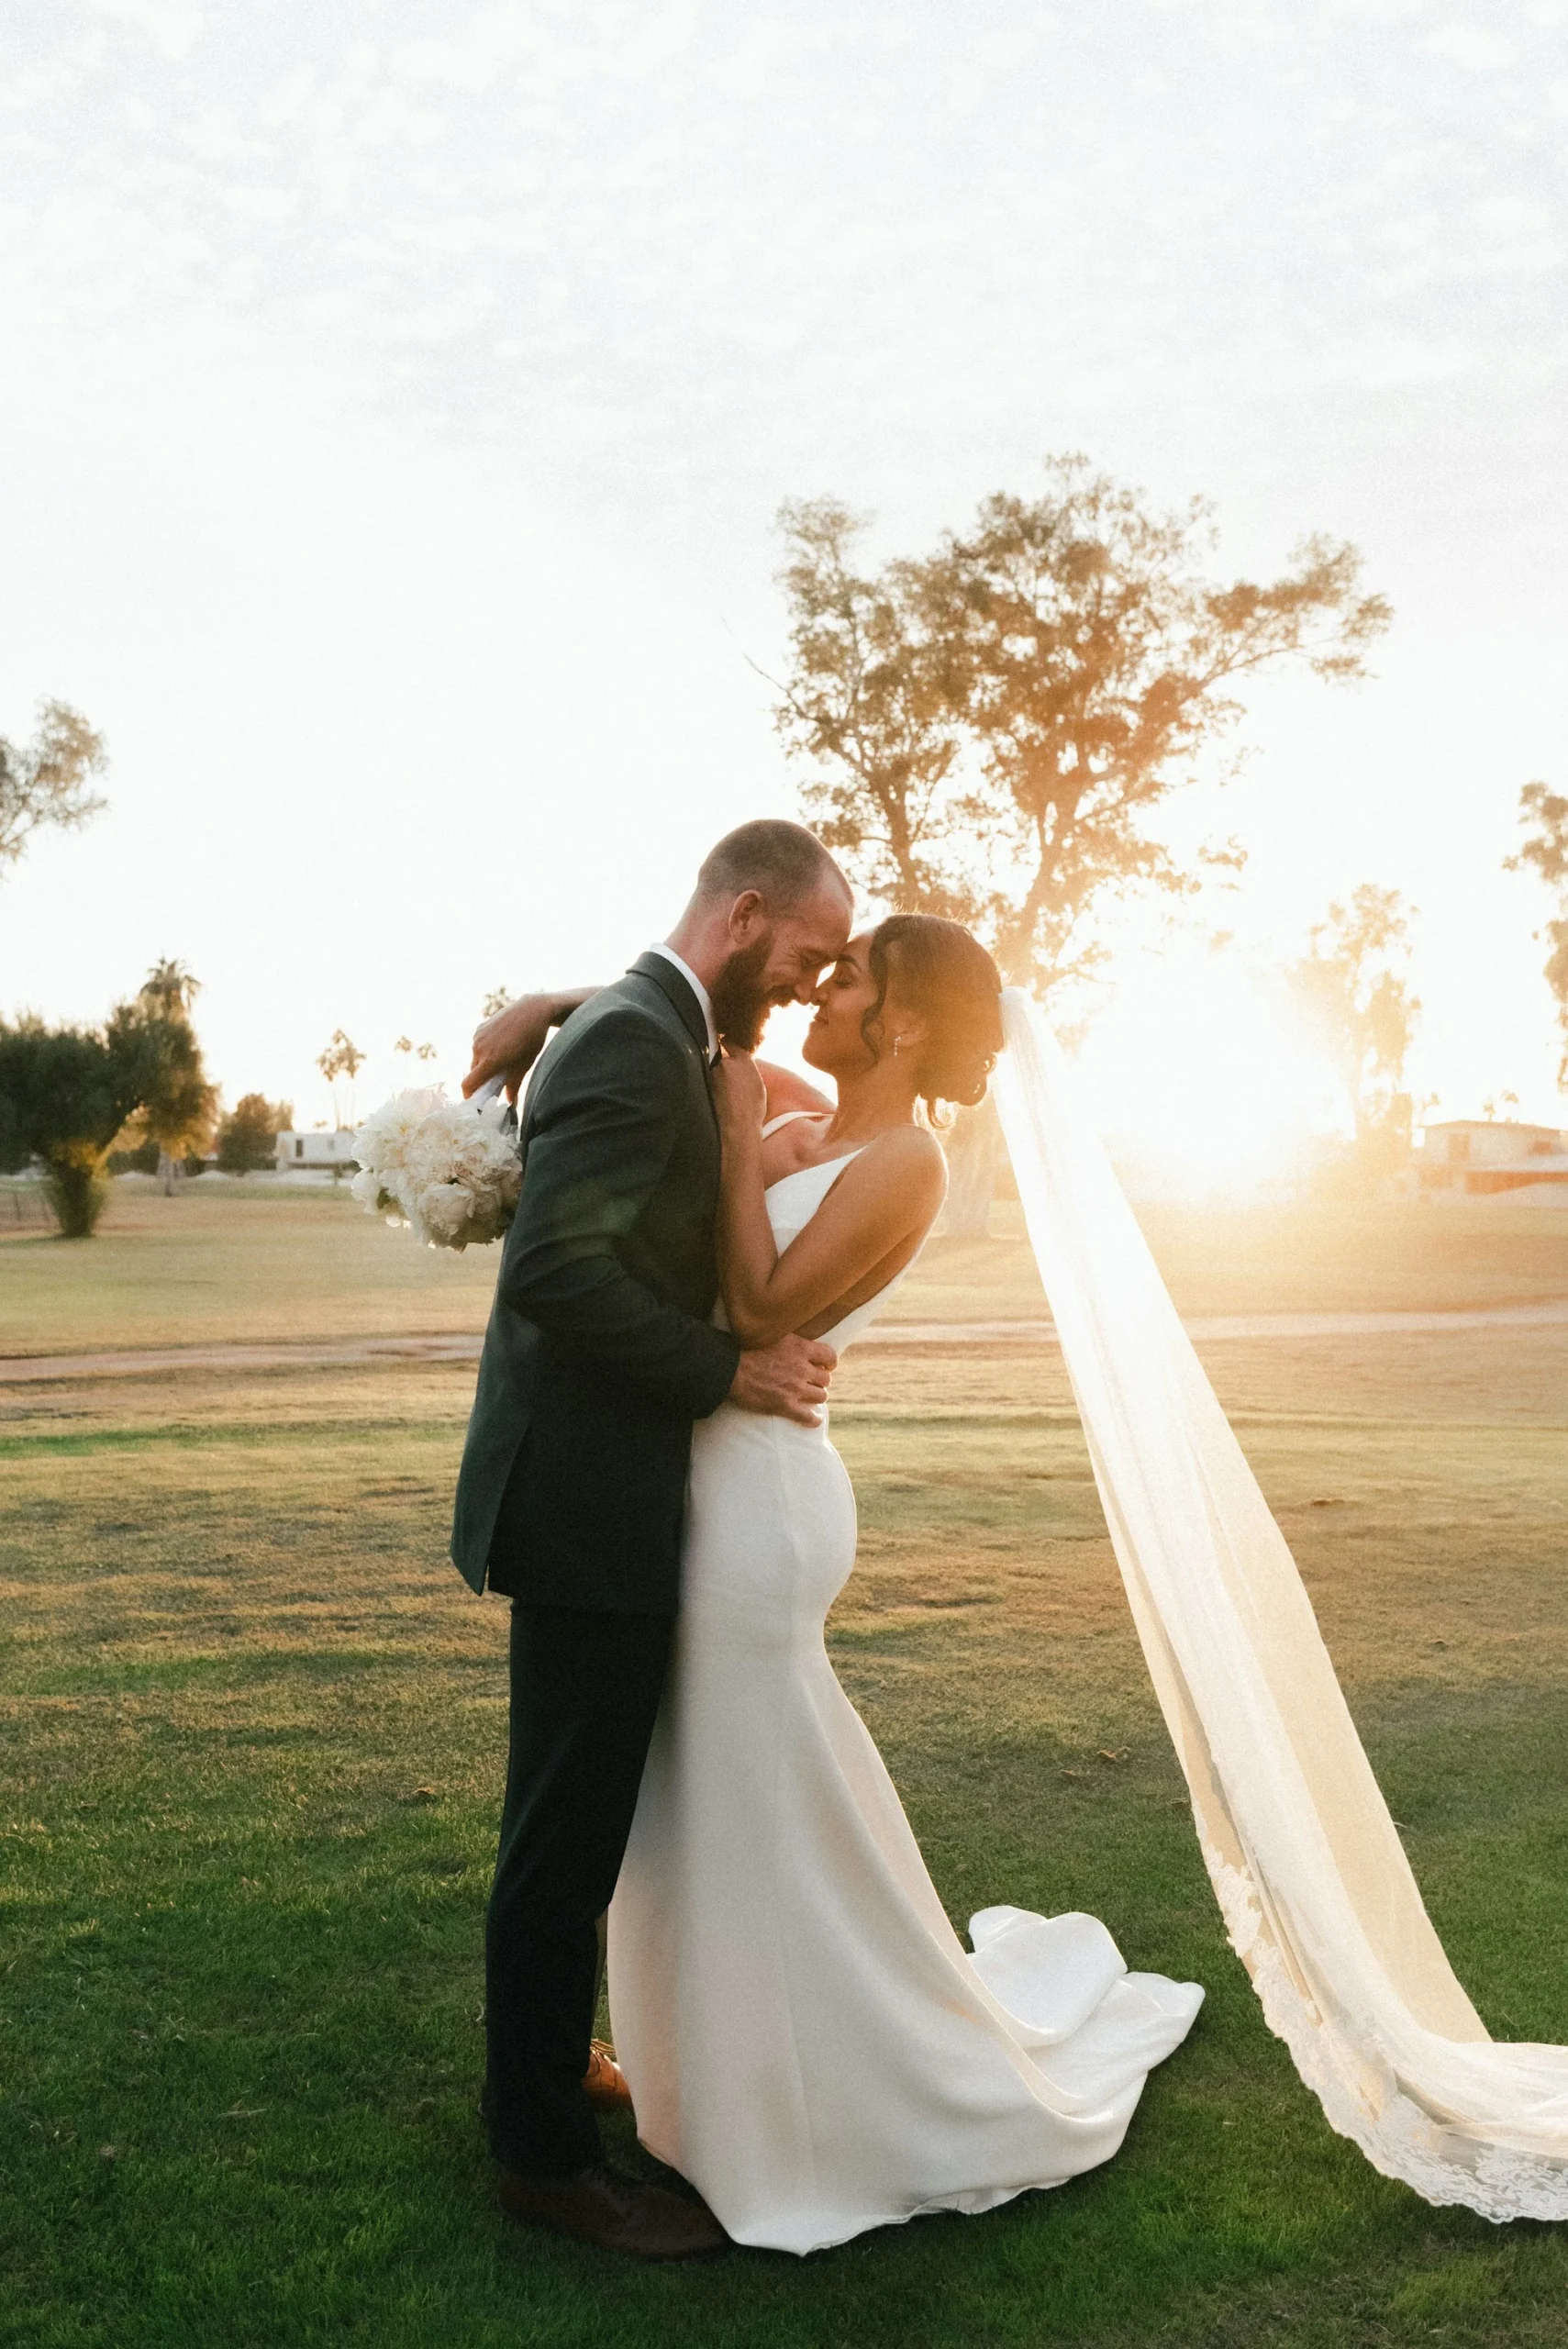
[0,4,1562,1127]
[1078,952,1351,1202]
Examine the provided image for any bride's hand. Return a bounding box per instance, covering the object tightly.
[463,994,555,1102]
[713,1045,768,1136]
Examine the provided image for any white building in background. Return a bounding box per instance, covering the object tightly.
[273,1129,358,1174]
[1414,1119,1568,1203]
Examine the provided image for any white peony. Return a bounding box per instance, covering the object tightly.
[350,1087,520,1250]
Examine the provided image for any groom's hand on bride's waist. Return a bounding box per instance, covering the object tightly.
[728,1334,837,1427]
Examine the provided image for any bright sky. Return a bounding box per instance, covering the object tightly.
[2,1,1565,1173]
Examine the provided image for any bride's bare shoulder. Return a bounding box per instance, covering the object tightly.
[850,1124,947,1205]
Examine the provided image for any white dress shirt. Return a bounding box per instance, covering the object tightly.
[648,943,719,1061]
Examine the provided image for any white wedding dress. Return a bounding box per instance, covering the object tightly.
[607,1121,1203,2254]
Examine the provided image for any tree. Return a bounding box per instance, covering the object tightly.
[1505,781,1568,1087]
[0,700,108,879]
[774,458,1391,991]
[773,456,1392,1226]
[217,1093,293,1174]
[140,958,199,1015]
[0,997,204,1237]
[132,960,217,1192]
[482,987,513,1020]
[395,1035,439,1065]
[317,1030,365,1130]
[1288,885,1420,1175]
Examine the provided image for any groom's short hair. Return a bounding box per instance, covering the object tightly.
[695,820,848,913]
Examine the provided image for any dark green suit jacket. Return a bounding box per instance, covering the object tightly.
[450,953,741,1611]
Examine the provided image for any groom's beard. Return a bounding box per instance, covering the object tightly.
[710,936,780,1052]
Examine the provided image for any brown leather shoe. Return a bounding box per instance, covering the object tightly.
[582,2040,633,2112]
[498,2162,729,2260]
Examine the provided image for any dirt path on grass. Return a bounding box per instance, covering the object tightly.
[3,1301,1566,1383]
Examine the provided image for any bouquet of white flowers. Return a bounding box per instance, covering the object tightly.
[350,1085,521,1251]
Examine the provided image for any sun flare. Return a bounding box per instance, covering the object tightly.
[1078,952,1349,1202]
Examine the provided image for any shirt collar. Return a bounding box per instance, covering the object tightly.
[648,942,718,1060]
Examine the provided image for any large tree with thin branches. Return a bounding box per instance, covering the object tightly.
[771,457,1391,1229]
[773,456,1392,994]
[0,700,108,881]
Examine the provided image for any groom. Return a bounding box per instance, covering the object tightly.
[452,819,854,2258]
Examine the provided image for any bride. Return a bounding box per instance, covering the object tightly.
[608,912,1203,2254]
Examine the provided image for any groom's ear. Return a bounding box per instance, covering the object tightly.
[726,889,767,940]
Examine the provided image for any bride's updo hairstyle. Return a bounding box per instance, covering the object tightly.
[862,915,1005,1117]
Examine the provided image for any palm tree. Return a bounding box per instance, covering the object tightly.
[140,958,201,1016]
[317,1030,366,1132]
[137,960,216,1191]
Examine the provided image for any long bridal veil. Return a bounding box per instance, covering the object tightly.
[994,987,1568,2222]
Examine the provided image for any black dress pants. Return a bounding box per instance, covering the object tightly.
[484,1601,673,2176]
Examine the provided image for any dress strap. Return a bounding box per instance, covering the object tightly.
[761,1109,825,1138]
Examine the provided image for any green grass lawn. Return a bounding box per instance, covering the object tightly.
[3,1202,1567,2343]
[4,1179,1567,1357]
[0,1183,501,1356]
